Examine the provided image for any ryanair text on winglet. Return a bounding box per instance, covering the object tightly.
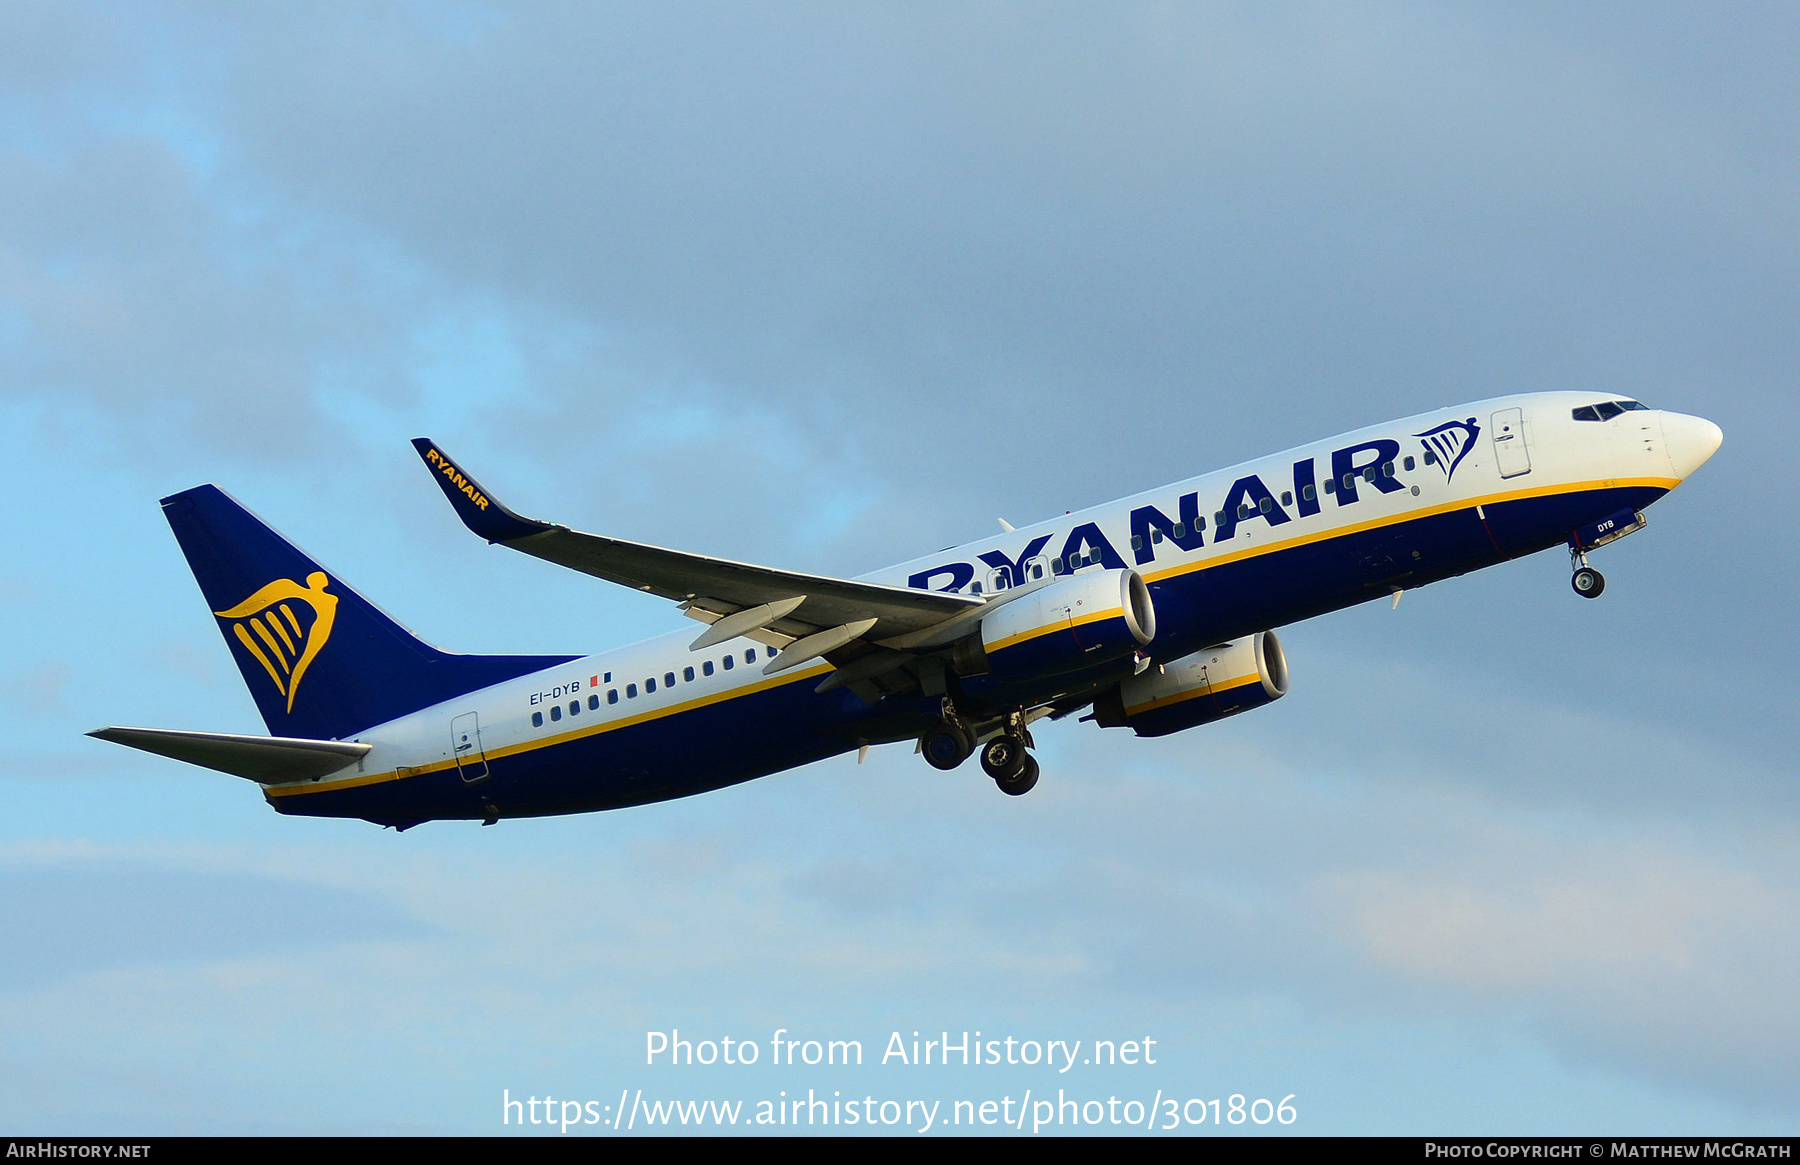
[424,447,491,511]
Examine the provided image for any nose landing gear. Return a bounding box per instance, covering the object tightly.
[1569,546,1606,599]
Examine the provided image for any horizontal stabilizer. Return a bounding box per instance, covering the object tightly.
[89,727,371,784]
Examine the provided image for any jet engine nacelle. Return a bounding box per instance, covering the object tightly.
[966,568,1156,681]
[1091,631,1288,737]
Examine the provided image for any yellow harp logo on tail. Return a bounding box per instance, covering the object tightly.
[214,572,339,713]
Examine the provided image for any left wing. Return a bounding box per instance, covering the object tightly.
[411,439,980,692]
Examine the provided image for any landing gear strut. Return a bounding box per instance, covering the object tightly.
[1570,547,1605,599]
[982,710,1039,796]
[922,704,1043,794]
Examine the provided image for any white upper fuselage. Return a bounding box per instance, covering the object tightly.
[293,391,1719,795]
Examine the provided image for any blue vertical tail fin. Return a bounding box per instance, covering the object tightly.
[161,485,575,741]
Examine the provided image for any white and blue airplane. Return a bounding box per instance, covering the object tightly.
[92,392,1720,828]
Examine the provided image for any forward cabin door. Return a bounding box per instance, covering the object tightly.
[1491,407,1532,478]
[451,711,490,783]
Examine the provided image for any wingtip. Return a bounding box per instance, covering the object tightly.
[411,439,545,543]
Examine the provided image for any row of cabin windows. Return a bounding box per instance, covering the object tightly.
[530,650,766,727]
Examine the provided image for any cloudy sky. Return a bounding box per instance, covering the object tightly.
[1,1,1794,1135]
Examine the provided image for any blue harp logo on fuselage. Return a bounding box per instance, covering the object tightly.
[214,572,339,713]
[1414,417,1481,483]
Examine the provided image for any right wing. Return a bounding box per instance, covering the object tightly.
[412,439,984,696]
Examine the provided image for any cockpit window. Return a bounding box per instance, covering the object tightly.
[1572,399,1648,422]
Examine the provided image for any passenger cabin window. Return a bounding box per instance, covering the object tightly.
[550,705,562,722]
[1323,479,1335,494]
[587,694,598,710]
[1424,451,1438,465]
[569,700,579,716]
[627,683,638,697]
[608,689,618,704]
[703,660,714,676]
[665,671,676,687]
[684,666,695,682]
[723,655,734,670]
[1404,456,1415,471]
[1280,491,1293,506]
[532,711,543,727]
[745,649,757,663]
[646,677,656,693]
[1303,484,1317,501]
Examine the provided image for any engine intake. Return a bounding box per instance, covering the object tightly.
[1092,631,1288,737]
[965,568,1155,680]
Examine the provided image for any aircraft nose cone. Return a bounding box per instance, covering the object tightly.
[1661,411,1723,479]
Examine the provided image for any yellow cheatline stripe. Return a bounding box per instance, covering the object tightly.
[265,660,838,799]
[269,476,1676,800]
[1142,476,1678,585]
[986,605,1125,654]
[233,623,287,696]
[266,610,298,656]
[1124,671,1261,716]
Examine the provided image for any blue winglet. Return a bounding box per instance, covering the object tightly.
[411,438,548,543]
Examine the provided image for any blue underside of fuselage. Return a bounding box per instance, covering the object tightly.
[274,483,1666,827]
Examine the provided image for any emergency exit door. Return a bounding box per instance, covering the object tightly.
[451,711,490,783]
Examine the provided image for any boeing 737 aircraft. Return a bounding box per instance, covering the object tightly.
[92,392,1721,828]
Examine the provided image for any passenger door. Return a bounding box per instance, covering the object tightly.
[1491,407,1531,479]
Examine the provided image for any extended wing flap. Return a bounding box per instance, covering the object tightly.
[89,727,371,784]
[412,439,978,639]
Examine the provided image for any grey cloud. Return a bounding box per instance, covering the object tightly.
[0,860,430,990]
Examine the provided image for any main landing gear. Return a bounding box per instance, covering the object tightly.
[920,703,1040,796]
[979,733,1038,796]
[1570,547,1605,599]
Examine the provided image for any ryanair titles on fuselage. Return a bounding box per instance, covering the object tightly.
[903,424,1479,593]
